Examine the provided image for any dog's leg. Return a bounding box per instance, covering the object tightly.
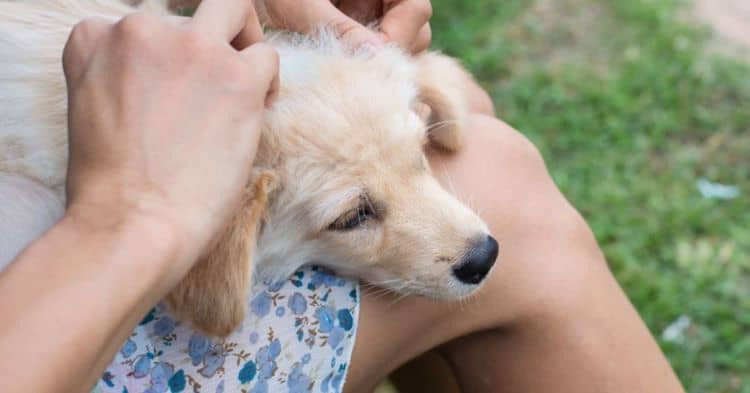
[0,173,64,271]
[165,171,276,337]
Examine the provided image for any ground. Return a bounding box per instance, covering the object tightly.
[380,0,750,392]
[695,0,750,60]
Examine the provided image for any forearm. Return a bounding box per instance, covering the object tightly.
[0,212,179,392]
[0,1,276,390]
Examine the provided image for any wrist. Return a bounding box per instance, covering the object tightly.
[62,202,188,286]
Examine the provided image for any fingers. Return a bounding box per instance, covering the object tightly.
[379,0,432,49]
[191,0,264,48]
[238,43,280,108]
[192,0,277,106]
[275,0,383,48]
[63,18,112,87]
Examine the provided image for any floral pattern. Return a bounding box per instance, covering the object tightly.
[94,266,359,393]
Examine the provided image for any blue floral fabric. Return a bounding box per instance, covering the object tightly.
[94,266,359,393]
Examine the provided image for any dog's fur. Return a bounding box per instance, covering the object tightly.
[0,0,493,336]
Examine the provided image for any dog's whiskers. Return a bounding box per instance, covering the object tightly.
[440,162,458,196]
[360,279,405,301]
[464,192,482,218]
[425,119,459,135]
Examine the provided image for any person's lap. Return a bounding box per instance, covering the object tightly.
[89,112,591,393]
[345,113,684,393]
[344,113,591,391]
[1,84,682,392]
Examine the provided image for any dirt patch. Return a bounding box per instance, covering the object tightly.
[694,0,750,60]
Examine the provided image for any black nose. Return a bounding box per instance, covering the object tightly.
[452,235,499,285]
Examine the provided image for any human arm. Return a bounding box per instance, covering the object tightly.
[0,213,182,392]
[0,0,278,391]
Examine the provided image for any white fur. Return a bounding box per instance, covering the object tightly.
[0,0,492,304]
[0,173,63,266]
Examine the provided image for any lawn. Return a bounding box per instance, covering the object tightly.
[428,0,750,391]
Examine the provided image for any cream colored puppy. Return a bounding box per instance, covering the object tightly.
[0,0,499,336]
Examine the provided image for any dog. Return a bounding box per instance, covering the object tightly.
[0,0,499,336]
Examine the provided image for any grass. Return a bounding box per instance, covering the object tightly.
[429,0,750,391]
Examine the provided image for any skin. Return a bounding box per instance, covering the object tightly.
[0,1,685,392]
[264,4,683,390]
[346,112,687,393]
[233,0,432,53]
[0,0,277,391]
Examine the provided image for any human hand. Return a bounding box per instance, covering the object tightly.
[255,0,432,53]
[62,0,279,279]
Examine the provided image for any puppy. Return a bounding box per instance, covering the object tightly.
[0,0,499,336]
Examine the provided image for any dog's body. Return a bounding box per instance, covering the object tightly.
[0,0,498,336]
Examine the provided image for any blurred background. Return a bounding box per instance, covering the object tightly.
[379,0,748,392]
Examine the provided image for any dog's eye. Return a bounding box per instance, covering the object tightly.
[328,203,377,231]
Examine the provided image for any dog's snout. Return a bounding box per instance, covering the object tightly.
[452,235,499,285]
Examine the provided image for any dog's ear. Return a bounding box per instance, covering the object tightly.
[415,52,474,152]
[165,170,277,337]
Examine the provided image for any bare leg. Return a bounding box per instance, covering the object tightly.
[344,114,684,393]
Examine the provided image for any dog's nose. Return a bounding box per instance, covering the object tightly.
[452,235,499,285]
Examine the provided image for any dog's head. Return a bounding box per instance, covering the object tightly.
[256,38,498,298]
[168,34,499,336]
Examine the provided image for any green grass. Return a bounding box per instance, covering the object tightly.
[430,0,750,391]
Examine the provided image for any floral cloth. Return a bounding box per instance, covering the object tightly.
[94,266,359,393]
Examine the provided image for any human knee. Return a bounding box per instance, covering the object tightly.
[461,115,572,228]
[475,215,607,329]
[471,117,598,254]
[458,116,609,325]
